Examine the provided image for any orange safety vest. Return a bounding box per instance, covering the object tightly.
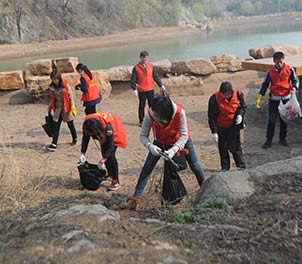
[135,62,154,92]
[81,72,100,102]
[215,89,240,128]
[85,112,127,148]
[149,104,190,146]
[50,79,71,113]
[269,64,291,97]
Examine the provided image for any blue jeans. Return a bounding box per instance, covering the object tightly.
[133,138,205,198]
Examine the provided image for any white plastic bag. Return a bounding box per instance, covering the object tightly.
[278,93,302,122]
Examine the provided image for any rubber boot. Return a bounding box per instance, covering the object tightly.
[120,196,140,210]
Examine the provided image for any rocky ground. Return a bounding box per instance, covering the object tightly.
[0,70,302,263]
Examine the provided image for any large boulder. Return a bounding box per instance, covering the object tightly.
[53,57,78,74]
[186,58,217,75]
[153,59,172,77]
[195,156,302,205]
[171,61,190,75]
[24,59,53,80]
[0,70,24,90]
[161,75,204,96]
[249,44,302,59]
[25,76,52,101]
[209,54,243,72]
[104,65,133,82]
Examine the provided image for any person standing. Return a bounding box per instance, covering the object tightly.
[208,82,246,171]
[75,63,101,115]
[46,70,77,151]
[122,95,206,210]
[131,51,165,127]
[255,51,299,148]
[78,112,127,191]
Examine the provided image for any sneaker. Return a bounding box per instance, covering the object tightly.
[71,139,77,146]
[107,180,120,191]
[221,168,229,172]
[279,140,289,147]
[262,140,272,149]
[101,175,112,181]
[46,143,57,152]
[138,122,142,127]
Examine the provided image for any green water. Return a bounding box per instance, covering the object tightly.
[1,22,302,72]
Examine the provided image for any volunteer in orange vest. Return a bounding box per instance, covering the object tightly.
[255,51,299,148]
[122,95,205,210]
[131,51,166,127]
[46,69,77,152]
[78,112,127,191]
[208,82,246,171]
[75,63,101,115]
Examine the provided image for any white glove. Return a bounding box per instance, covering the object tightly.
[161,85,166,91]
[78,153,86,165]
[148,144,162,156]
[165,146,179,159]
[97,160,106,170]
[133,90,138,97]
[212,133,218,143]
[291,87,297,93]
[235,115,242,125]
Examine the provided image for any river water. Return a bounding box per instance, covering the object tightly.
[1,22,302,72]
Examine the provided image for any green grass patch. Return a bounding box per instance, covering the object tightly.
[170,197,231,224]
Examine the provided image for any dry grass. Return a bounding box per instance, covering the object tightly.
[0,140,66,212]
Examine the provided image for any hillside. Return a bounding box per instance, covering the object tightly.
[1,0,302,44]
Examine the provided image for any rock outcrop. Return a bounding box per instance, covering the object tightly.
[249,45,302,59]
[209,54,243,72]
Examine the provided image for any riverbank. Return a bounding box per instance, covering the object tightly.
[1,12,302,62]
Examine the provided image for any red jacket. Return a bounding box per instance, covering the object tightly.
[215,89,240,128]
[50,79,71,113]
[135,62,154,92]
[85,112,126,148]
[269,64,291,97]
[81,73,100,102]
[149,104,190,146]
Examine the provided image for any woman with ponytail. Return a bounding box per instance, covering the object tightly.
[75,63,101,115]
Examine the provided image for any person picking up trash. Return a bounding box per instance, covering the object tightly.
[78,112,126,191]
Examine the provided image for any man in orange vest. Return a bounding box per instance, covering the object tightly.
[131,51,165,127]
[78,112,127,191]
[208,82,246,171]
[255,52,299,148]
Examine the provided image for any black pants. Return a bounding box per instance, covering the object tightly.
[217,126,245,170]
[104,147,119,182]
[85,105,96,115]
[138,90,154,123]
[266,99,288,142]
[52,115,77,145]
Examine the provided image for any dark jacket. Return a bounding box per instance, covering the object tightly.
[208,91,247,134]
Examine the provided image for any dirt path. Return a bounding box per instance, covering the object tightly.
[1,70,302,262]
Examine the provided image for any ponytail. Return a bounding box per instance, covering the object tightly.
[76,63,93,80]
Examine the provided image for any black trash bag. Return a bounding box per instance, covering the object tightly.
[78,161,106,190]
[42,112,54,137]
[162,159,188,205]
[172,149,188,171]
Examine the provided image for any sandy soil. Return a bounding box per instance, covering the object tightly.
[0,70,302,263]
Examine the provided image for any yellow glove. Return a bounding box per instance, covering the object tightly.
[256,94,262,109]
[71,105,77,117]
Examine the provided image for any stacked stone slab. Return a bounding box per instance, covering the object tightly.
[0,71,24,90]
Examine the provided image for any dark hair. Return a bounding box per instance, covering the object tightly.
[273,51,285,61]
[76,63,93,80]
[139,51,149,58]
[50,64,63,88]
[219,82,233,94]
[82,118,104,137]
[151,95,174,124]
